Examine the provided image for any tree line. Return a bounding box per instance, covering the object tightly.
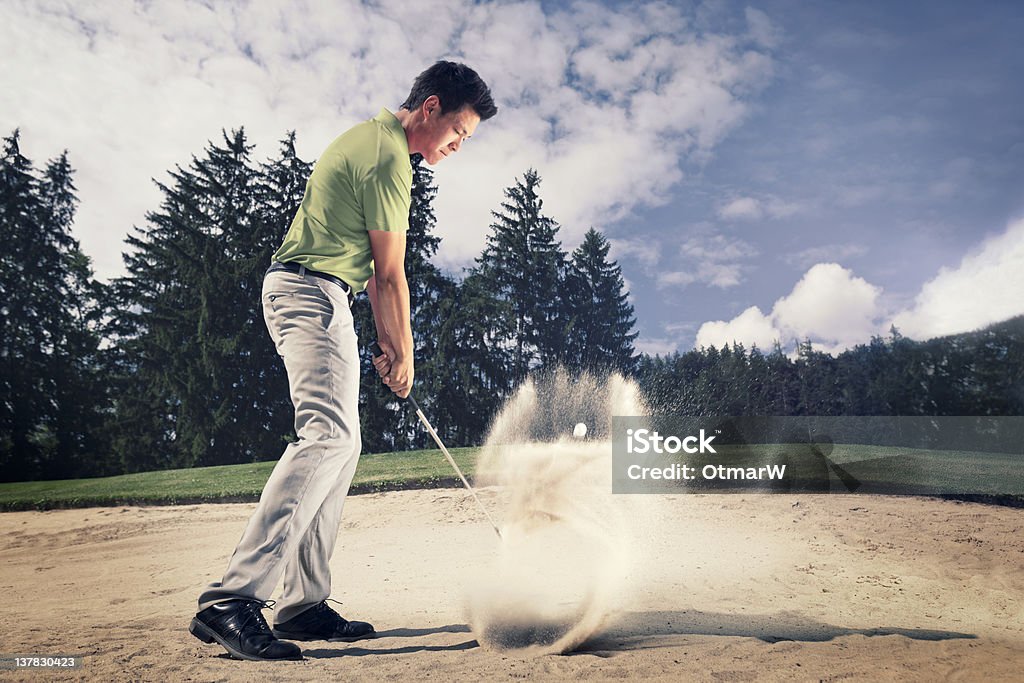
[638,322,1024,418]
[2,128,1021,482]
[0,129,637,481]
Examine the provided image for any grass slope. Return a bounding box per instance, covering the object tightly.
[0,447,480,512]
[2,443,1021,512]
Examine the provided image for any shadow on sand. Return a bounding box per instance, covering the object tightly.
[371,624,472,638]
[295,612,975,659]
[574,610,976,654]
[302,624,479,658]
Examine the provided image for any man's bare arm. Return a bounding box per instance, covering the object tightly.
[368,229,413,398]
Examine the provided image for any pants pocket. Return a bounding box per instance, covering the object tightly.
[263,293,290,355]
[264,291,294,312]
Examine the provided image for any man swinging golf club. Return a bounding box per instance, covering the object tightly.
[189,61,497,662]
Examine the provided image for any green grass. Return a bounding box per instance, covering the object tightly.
[0,447,481,512]
[2,442,1022,512]
[634,443,1024,504]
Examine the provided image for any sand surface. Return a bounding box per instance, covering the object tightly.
[1,490,1022,682]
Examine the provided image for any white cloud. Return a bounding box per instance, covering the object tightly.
[695,306,781,350]
[657,233,757,290]
[745,7,781,49]
[889,218,1024,338]
[771,263,882,350]
[704,265,745,288]
[634,337,680,357]
[634,322,697,357]
[0,0,775,280]
[680,234,758,262]
[691,217,1024,355]
[657,270,697,288]
[693,262,883,353]
[609,237,661,268]
[764,197,802,219]
[717,194,801,221]
[719,196,762,220]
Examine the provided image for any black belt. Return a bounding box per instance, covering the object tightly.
[267,261,354,303]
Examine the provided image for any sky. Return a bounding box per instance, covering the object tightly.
[2,0,1023,356]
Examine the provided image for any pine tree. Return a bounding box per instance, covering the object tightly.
[746,345,773,414]
[563,228,638,374]
[109,128,286,470]
[0,131,45,479]
[765,341,798,415]
[36,152,109,478]
[0,131,49,479]
[471,168,566,384]
[0,132,107,481]
[433,271,512,444]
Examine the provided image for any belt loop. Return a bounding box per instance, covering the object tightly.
[299,265,306,278]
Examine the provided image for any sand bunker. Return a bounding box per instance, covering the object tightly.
[1,490,1023,680]
[2,372,1023,679]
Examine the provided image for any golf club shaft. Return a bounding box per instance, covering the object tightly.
[370,343,502,539]
[407,395,502,538]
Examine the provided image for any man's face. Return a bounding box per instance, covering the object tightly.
[417,97,481,166]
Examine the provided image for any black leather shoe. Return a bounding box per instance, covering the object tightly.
[189,599,303,661]
[272,599,376,642]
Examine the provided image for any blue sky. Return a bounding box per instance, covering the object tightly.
[628,0,1024,354]
[2,0,1022,356]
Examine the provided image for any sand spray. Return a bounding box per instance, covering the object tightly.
[464,368,652,654]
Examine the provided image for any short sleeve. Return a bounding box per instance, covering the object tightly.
[362,154,411,232]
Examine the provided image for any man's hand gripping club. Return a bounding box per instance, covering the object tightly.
[371,338,413,398]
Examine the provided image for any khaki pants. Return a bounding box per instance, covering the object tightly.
[197,269,362,624]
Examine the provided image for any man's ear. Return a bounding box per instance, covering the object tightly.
[422,94,441,117]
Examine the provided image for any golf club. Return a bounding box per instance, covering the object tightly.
[370,342,502,539]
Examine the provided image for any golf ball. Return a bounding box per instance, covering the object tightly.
[573,423,587,439]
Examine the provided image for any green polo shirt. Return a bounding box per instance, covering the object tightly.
[273,108,412,293]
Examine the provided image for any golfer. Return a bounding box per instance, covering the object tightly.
[189,61,497,661]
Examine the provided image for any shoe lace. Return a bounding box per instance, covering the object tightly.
[314,598,349,624]
[238,599,276,634]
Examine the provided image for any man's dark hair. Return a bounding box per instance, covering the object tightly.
[401,61,498,121]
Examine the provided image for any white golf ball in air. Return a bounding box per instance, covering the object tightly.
[573,422,587,439]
